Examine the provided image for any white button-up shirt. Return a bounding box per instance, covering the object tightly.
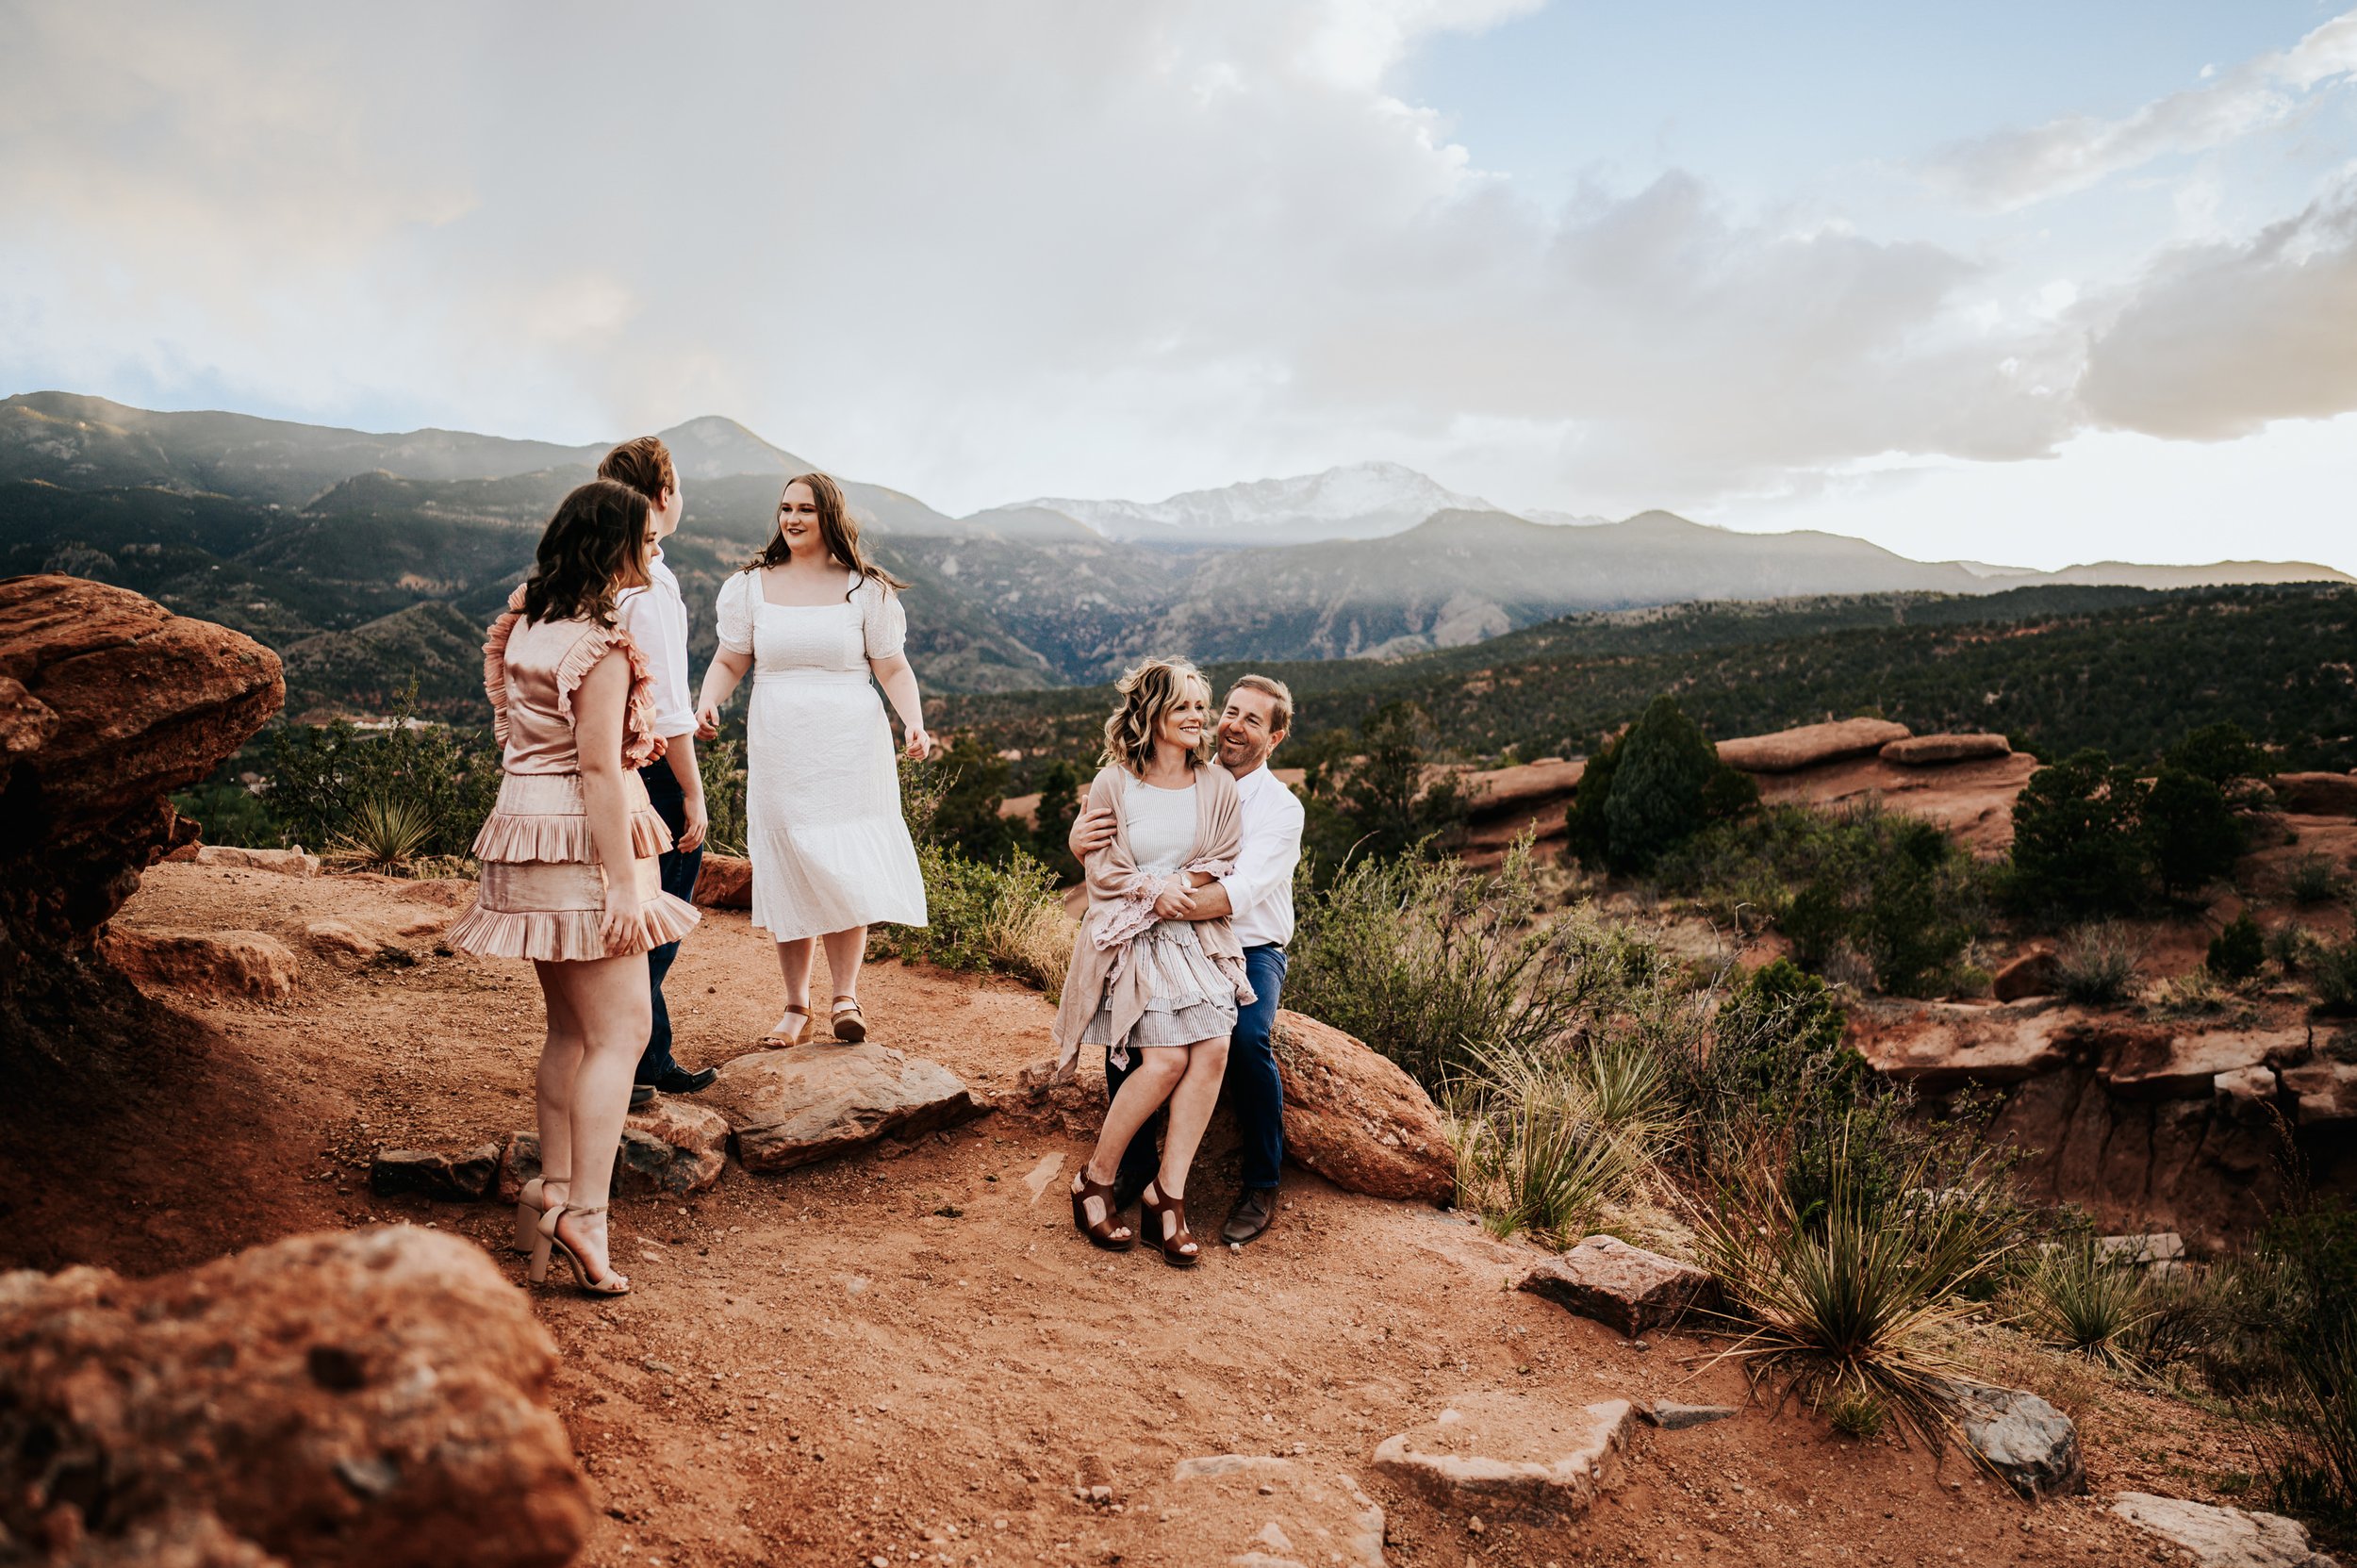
[1220,761,1304,950]
[618,549,696,740]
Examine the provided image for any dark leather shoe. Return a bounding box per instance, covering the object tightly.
[654,1065,717,1095]
[629,1083,655,1110]
[1222,1188,1277,1246]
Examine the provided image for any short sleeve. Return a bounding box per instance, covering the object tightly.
[861,579,907,660]
[716,571,754,655]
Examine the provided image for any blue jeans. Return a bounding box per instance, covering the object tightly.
[1106,944,1287,1193]
[635,761,704,1084]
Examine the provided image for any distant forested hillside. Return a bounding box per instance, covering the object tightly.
[935,584,2357,784]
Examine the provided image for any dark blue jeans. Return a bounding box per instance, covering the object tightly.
[1106,943,1288,1193]
[635,761,704,1084]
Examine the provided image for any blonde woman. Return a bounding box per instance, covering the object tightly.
[447,478,701,1296]
[1053,659,1255,1266]
[696,473,929,1046]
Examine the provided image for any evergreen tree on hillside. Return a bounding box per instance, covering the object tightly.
[1602,696,1722,871]
[2005,750,2151,917]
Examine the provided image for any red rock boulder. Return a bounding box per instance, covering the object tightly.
[0,1226,590,1567]
[1882,733,2012,766]
[98,928,302,1004]
[1716,718,1910,773]
[692,852,753,909]
[0,576,283,1048]
[1272,1011,1455,1205]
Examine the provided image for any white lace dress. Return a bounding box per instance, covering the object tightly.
[716,569,928,942]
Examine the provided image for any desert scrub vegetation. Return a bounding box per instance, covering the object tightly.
[865,751,1072,997]
[2053,920,2144,1005]
[1563,695,1756,874]
[1658,803,1991,997]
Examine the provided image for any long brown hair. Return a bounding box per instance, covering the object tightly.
[1100,658,1213,776]
[741,471,908,598]
[521,479,651,627]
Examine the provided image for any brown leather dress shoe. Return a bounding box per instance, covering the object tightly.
[1222,1187,1277,1246]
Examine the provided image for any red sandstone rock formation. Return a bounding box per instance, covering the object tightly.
[0,1227,591,1567]
[0,576,283,1050]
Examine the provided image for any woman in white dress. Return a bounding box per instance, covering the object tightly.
[695,472,931,1044]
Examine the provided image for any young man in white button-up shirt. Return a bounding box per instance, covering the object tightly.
[600,438,714,1109]
[1072,674,1303,1245]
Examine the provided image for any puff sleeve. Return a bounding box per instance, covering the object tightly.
[716,570,755,656]
[861,579,907,661]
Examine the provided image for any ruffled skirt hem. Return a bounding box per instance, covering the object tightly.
[470,804,670,862]
[447,890,700,963]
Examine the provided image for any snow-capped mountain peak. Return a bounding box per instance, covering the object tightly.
[1014,461,1499,545]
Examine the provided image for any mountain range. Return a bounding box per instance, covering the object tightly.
[1,389,2346,717]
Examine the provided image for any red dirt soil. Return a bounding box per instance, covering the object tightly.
[0,862,2255,1567]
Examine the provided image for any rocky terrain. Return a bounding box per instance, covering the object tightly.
[5,576,2352,1566]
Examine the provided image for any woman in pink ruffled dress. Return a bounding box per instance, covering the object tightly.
[447,478,701,1296]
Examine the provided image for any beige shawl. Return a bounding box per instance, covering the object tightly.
[1050,761,1256,1079]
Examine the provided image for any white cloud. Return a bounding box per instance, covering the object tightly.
[1924,9,2357,211]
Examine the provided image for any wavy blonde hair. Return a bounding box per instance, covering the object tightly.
[1100,658,1213,776]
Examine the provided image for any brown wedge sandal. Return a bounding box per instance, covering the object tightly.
[1139,1180,1200,1267]
[830,995,866,1044]
[1069,1169,1136,1252]
[762,1005,814,1047]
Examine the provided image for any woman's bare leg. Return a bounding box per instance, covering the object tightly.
[536,952,651,1284]
[773,936,815,1032]
[532,962,587,1208]
[1073,1048,1189,1243]
[1156,1038,1231,1201]
[821,926,867,1005]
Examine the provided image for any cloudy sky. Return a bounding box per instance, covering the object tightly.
[4,1,2354,569]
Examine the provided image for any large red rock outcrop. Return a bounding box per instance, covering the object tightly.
[0,576,283,1050]
[1716,718,1911,773]
[0,1226,590,1567]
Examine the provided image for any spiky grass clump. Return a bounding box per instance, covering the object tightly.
[1828,1389,1887,1440]
[1691,1115,2018,1450]
[324,791,437,874]
[2055,921,2143,1005]
[1448,1036,1682,1249]
[2020,1241,2153,1368]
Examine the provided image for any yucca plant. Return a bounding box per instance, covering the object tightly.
[1691,1114,2019,1449]
[1448,1038,1669,1247]
[325,790,438,874]
[2020,1240,2153,1368]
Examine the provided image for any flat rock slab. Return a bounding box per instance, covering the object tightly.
[1519,1234,1717,1336]
[371,1142,501,1202]
[306,917,383,960]
[1718,718,1910,774]
[2281,1060,2357,1126]
[193,844,320,876]
[499,1098,732,1200]
[2101,1027,2307,1100]
[2112,1493,2340,1567]
[2274,772,2357,818]
[1882,733,2012,767]
[100,927,301,1003]
[1950,1381,2085,1500]
[1166,1455,1385,1567]
[1853,1000,2081,1091]
[1643,1401,1737,1430]
[1372,1393,1636,1524]
[705,1043,984,1171]
[1273,1010,1455,1205]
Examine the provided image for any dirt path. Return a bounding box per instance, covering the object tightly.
[1,862,2243,1566]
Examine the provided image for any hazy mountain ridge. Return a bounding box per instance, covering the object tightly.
[1,392,2346,715]
[1014,460,1498,544]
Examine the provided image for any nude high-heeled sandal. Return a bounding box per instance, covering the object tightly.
[532,1203,631,1296]
[513,1171,569,1255]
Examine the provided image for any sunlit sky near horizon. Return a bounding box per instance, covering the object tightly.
[4,1,2354,569]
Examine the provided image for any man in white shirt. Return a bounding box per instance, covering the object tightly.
[599,438,714,1109]
[1071,674,1304,1245]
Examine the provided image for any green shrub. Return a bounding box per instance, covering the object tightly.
[2209,915,2266,982]
[1289,840,1659,1088]
[929,735,1023,865]
[697,736,749,857]
[868,843,1069,997]
[1026,759,1086,883]
[1703,959,1856,1124]
[2260,1203,2357,1527]
[2291,855,2347,906]
[323,792,439,875]
[2271,922,2318,975]
[264,685,500,859]
[171,770,285,849]
[2166,721,2270,787]
[2055,921,2143,1005]
[2317,939,2357,1015]
[2147,767,2246,899]
[2005,749,2151,917]
[1602,696,1727,872]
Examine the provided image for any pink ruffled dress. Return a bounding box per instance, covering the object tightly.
[445,593,702,963]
